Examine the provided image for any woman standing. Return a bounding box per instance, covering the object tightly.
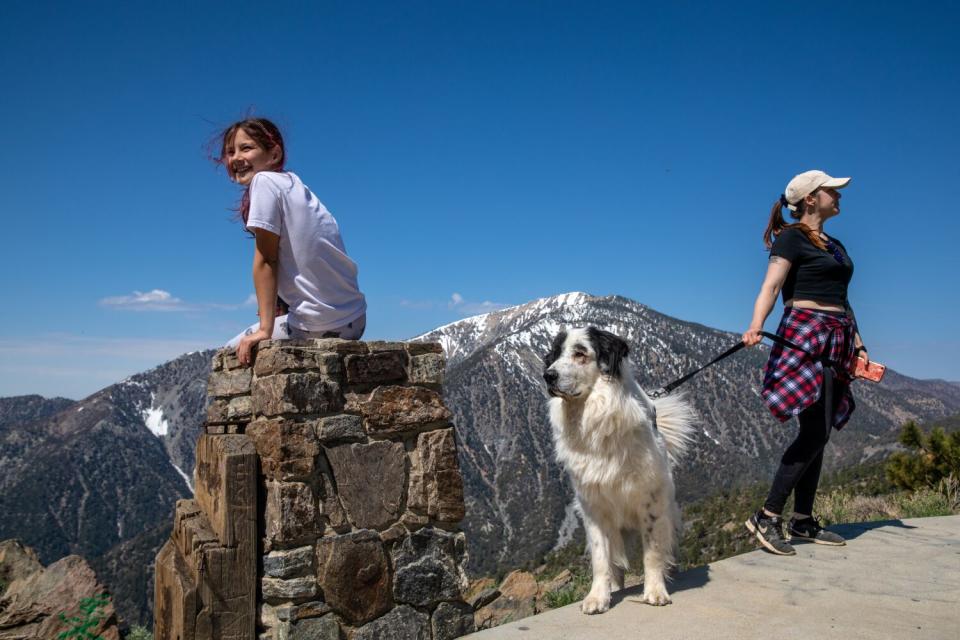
[218,118,367,366]
[742,170,866,555]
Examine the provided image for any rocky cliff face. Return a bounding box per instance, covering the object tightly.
[415,292,960,575]
[0,540,120,640]
[1,293,958,621]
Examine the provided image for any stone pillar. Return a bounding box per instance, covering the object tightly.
[154,339,473,640]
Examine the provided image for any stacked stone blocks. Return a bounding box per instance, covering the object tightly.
[155,338,473,640]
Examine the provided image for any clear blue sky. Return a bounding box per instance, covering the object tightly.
[1,1,957,399]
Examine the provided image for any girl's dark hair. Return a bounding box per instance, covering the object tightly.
[216,118,286,227]
[763,191,827,251]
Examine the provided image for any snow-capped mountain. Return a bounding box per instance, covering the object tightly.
[416,292,960,575]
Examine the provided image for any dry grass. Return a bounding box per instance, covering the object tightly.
[815,478,959,525]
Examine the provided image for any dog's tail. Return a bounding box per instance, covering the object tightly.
[651,391,697,466]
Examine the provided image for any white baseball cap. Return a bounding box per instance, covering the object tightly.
[783,170,851,211]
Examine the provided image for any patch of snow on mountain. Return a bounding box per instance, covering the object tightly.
[703,428,721,446]
[141,398,169,437]
[172,462,194,493]
[537,318,564,340]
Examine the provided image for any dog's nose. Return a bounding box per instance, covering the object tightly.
[543,369,559,385]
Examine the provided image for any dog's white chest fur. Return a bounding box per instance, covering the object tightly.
[549,378,672,529]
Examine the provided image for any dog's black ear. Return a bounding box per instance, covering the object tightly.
[544,331,567,369]
[587,327,629,377]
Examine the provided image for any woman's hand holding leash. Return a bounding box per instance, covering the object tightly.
[742,326,764,347]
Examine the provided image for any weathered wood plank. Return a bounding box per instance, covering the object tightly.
[154,539,202,640]
[194,434,258,548]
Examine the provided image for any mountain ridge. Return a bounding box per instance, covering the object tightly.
[2,292,958,621]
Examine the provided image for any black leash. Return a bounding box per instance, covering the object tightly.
[647,341,747,399]
[648,331,834,398]
[648,331,839,436]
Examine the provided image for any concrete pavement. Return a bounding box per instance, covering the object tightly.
[467,516,960,640]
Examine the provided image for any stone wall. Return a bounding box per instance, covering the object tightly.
[154,339,473,640]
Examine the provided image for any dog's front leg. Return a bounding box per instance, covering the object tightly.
[640,503,677,606]
[581,511,617,614]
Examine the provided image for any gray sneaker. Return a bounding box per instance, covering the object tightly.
[746,511,796,556]
[788,516,846,546]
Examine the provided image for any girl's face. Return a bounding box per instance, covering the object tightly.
[225,128,282,185]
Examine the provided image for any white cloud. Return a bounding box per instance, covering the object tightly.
[99,290,256,312]
[100,289,187,311]
[448,292,511,316]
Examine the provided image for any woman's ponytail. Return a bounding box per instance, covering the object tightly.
[763,197,788,249]
[763,193,828,251]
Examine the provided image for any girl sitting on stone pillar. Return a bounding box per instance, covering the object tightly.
[216,117,367,365]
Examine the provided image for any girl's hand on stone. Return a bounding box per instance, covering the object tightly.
[237,328,272,367]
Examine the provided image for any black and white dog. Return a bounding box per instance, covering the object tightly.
[543,327,696,614]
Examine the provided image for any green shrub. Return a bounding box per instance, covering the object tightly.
[125,625,153,640]
[541,571,591,609]
[543,583,584,609]
[57,594,111,640]
[886,421,960,490]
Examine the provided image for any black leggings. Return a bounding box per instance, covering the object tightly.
[763,372,841,516]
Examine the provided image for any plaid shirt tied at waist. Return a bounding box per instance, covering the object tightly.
[761,307,858,429]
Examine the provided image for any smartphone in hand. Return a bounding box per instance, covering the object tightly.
[852,356,886,382]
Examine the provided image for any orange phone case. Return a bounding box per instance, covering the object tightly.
[852,356,885,382]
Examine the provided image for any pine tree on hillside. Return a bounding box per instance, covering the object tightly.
[885,421,960,490]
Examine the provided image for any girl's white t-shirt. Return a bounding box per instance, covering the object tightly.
[245,171,366,332]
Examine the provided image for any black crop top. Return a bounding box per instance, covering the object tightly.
[769,227,854,306]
